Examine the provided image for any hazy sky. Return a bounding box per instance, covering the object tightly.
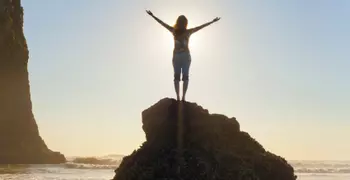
[22,0,349,160]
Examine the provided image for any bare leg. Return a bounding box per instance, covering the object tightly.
[182,80,188,101]
[174,80,180,101]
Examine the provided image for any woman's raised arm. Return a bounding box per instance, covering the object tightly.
[189,17,220,34]
[146,10,173,32]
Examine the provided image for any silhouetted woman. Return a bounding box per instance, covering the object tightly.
[146,10,220,101]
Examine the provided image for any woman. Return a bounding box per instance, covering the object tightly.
[146,10,220,101]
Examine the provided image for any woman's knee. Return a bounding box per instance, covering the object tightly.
[174,74,181,81]
[182,75,189,81]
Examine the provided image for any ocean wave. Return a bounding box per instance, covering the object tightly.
[71,157,119,165]
[295,168,350,173]
[66,154,124,162]
[64,162,117,169]
[290,161,350,174]
[60,156,123,170]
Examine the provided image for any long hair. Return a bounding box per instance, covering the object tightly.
[173,15,188,37]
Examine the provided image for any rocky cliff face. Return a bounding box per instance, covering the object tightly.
[0,0,65,164]
[113,98,297,180]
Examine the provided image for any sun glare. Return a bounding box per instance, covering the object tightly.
[189,34,199,50]
[158,20,204,55]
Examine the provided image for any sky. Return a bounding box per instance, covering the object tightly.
[22,0,350,160]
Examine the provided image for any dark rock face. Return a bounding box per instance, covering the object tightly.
[0,0,65,164]
[113,98,297,180]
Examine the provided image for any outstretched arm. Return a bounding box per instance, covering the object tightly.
[146,10,173,32]
[189,17,221,34]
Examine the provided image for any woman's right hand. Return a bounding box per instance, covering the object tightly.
[146,10,153,16]
[213,17,221,23]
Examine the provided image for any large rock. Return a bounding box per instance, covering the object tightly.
[113,98,297,180]
[0,0,65,164]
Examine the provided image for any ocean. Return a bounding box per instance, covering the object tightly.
[0,158,349,180]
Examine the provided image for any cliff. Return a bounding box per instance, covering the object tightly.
[0,0,65,164]
[113,98,297,180]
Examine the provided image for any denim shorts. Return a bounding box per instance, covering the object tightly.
[172,51,191,81]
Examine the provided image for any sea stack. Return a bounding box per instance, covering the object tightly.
[113,98,297,180]
[0,0,65,164]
